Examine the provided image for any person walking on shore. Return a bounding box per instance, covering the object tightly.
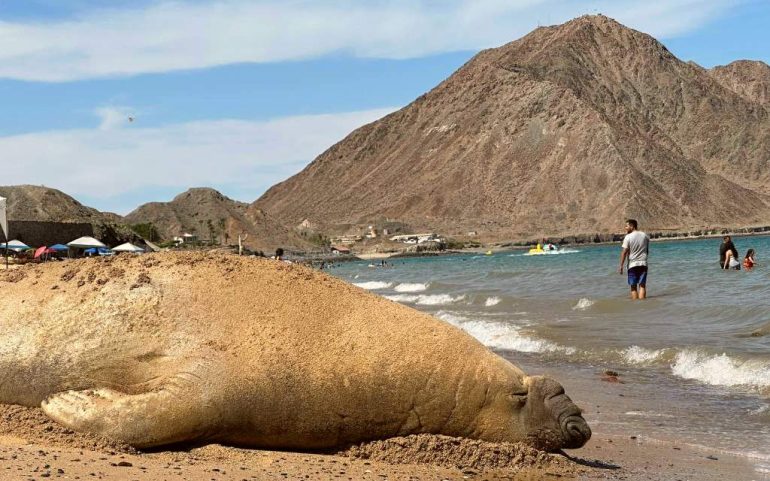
[618,219,649,300]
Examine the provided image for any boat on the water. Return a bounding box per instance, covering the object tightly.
[527,243,559,255]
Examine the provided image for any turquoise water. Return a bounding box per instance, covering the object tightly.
[330,235,770,471]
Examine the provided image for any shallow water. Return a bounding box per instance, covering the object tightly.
[332,235,770,470]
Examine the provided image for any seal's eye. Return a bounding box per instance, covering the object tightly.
[509,389,528,405]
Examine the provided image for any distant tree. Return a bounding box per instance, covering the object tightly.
[131,223,160,242]
[219,218,227,245]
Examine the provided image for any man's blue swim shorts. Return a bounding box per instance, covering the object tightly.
[627,266,648,287]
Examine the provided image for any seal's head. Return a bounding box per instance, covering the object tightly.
[517,376,591,451]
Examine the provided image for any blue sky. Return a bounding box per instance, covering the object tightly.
[1,0,768,214]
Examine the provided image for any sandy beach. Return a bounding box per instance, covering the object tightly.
[0,402,761,481]
[1,252,767,480]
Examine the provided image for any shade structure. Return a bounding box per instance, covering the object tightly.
[112,242,145,253]
[4,240,30,251]
[49,244,69,252]
[67,236,106,249]
[34,246,47,259]
[84,247,113,256]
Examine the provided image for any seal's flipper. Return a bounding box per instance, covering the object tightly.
[41,386,220,448]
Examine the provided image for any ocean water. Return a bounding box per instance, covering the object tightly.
[339,235,770,471]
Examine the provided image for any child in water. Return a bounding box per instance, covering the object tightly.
[743,249,756,270]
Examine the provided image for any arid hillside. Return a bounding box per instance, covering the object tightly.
[125,188,314,252]
[254,15,770,240]
[0,185,135,244]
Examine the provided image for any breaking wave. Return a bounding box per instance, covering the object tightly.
[622,345,666,365]
[484,296,501,307]
[572,298,595,310]
[394,282,429,293]
[385,294,465,306]
[671,350,770,391]
[435,311,575,355]
[353,281,393,290]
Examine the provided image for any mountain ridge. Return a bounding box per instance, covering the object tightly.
[252,15,770,240]
[124,187,314,252]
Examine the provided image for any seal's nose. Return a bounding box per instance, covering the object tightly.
[536,377,592,449]
[560,413,591,448]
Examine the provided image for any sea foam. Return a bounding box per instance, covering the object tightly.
[385,294,465,306]
[622,345,665,365]
[484,296,501,307]
[394,282,429,293]
[572,298,594,310]
[671,350,770,390]
[353,281,392,290]
[435,311,575,355]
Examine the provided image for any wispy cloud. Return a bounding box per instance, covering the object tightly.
[94,106,136,130]
[0,0,741,81]
[0,107,395,213]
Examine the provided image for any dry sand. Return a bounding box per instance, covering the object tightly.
[0,403,761,480]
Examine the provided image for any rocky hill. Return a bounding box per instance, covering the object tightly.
[0,185,135,244]
[124,188,314,252]
[253,15,770,240]
[710,60,770,106]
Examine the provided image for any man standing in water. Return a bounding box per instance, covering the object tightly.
[618,219,649,300]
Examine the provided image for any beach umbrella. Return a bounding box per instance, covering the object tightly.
[67,236,106,249]
[49,244,69,252]
[5,240,30,252]
[34,246,47,259]
[112,242,145,253]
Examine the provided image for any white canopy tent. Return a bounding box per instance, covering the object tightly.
[112,242,145,253]
[67,236,107,249]
[4,240,30,251]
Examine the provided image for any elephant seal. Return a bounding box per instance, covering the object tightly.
[0,252,590,451]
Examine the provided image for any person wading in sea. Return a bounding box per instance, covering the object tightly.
[618,219,650,300]
[719,235,740,270]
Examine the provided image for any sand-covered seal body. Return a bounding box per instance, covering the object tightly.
[0,253,590,450]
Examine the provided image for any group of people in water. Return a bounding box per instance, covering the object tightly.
[719,235,757,270]
[620,221,760,301]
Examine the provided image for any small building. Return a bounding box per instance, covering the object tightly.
[389,233,442,244]
[329,234,362,245]
[173,232,198,245]
[330,245,351,255]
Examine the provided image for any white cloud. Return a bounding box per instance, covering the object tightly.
[94,106,136,130]
[0,107,395,213]
[0,0,741,81]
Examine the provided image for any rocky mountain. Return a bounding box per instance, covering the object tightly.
[124,188,314,252]
[254,15,770,240]
[710,60,770,106]
[0,185,135,244]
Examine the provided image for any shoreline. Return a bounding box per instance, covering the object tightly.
[510,353,770,480]
[346,229,770,260]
